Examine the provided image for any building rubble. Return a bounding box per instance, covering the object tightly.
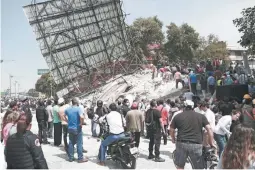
[81,69,180,105]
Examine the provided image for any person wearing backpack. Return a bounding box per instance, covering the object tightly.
[145,99,166,162]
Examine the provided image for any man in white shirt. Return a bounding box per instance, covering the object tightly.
[194,101,205,115]
[98,103,126,166]
[46,100,53,138]
[183,91,194,101]
[213,111,240,157]
[200,102,215,147]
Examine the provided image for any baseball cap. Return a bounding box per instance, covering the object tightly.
[131,102,138,109]
[243,94,251,99]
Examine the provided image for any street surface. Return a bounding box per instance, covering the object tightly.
[30,111,192,169]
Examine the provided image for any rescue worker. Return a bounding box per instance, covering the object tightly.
[5,111,48,169]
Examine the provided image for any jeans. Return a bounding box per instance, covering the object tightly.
[208,85,215,95]
[48,121,53,138]
[163,125,168,145]
[191,83,197,95]
[68,128,83,161]
[174,142,204,169]
[38,121,48,143]
[148,130,162,157]
[62,124,68,149]
[214,133,226,157]
[91,120,97,137]
[99,133,125,161]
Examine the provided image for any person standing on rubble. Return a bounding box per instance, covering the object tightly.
[174,69,184,89]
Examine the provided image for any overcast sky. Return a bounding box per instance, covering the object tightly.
[1,0,255,92]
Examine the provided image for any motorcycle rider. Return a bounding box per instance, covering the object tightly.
[92,100,109,137]
[97,103,126,166]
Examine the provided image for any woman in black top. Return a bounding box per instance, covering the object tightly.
[5,111,48,169]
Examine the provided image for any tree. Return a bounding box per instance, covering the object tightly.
[164,23,200,61]
[35,73,56,97]
[233,6,255,54]
[197,34,227,60]
[129,16,164,57]
[27,88,39,97]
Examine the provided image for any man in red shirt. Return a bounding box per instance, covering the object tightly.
[157,100,168,145]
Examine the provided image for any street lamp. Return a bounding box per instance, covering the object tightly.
[9,75,13,98]
[1,59,15,63]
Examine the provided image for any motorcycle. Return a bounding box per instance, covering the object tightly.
[97,117,138,169]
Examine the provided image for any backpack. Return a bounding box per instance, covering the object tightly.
[145,109,156,132]
[87,107,95,119]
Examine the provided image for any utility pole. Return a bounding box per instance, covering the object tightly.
[9,75,13,98]
[14,81,17,98]
[17,83,20,98]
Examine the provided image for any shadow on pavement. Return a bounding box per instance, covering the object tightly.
[137,152,149,160]
[160,150,174,159]
[87,155,120,169]
[54,153,69,161]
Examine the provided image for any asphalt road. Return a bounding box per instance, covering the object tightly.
[30,111,192,169]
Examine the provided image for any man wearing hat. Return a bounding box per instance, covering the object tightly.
[240,94,255,130]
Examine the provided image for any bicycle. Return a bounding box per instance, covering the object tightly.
[172,146,218,169]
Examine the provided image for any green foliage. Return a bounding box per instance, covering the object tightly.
[233,6,255,54]
[129,16,164,57]
[197,34,227,60]
[164,23,200,61]
[27,88,39,97]
[35,73,56,97]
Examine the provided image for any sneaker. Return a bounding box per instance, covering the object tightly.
[83,149,88,153]
[78,158,88,163]
[97,161,106,166]
[68,159,74,162]
[155,157,165,162]
[148,154,155,159]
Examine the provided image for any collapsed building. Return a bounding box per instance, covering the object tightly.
[23,0,180,103]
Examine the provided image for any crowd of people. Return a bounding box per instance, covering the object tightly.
[0,59,255,169]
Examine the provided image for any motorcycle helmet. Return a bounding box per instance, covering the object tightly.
[97,100,103,107]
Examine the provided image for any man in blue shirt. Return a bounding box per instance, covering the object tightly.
[207,73,216,95]
[189,71,197,95]
[64,97,88,163]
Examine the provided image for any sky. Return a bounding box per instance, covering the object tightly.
[1,0,255,92]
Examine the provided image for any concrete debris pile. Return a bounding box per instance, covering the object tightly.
[83,69,180,104]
